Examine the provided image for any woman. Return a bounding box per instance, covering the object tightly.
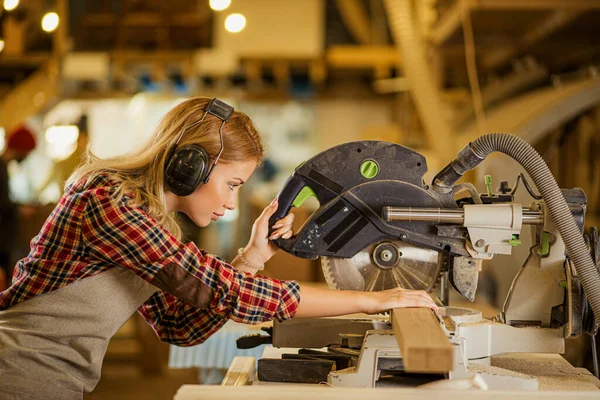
[0,97,437,399]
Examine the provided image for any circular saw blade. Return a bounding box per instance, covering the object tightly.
[321,241,441,292]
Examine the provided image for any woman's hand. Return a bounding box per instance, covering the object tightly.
[241,197,295,266]
[362,287,438,314]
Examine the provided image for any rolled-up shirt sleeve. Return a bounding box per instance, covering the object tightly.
[81,188,301,345]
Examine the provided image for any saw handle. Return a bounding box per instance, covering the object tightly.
[269,174,310,252]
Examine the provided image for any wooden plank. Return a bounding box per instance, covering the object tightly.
[221,356,255,386]
[176,384,600,399]
[391,308,452,373]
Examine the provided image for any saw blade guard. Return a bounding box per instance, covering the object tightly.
[268,141,457,260]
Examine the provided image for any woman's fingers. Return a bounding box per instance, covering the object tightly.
[393,290,438,310]
[269,226,294,240]
[255,198,279,233]
[269,213,295,240]
[397,297,437,310]
[271,212,295,229]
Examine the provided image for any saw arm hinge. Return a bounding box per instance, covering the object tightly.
[464,203,523,259]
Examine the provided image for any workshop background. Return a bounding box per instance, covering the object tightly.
[0,0,599,398]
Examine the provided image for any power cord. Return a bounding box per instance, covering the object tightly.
[510,173,542,200]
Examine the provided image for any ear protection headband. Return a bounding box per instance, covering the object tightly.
[164,98,234,196]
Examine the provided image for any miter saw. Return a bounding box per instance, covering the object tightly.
[250,134,600,389]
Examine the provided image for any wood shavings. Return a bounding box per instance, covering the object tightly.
[491,353,600,391]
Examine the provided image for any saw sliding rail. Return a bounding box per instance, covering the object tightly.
[383,207,544,225]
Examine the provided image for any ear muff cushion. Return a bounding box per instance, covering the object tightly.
[165,145,210,196]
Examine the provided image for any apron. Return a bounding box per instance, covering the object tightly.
[0,267,157,399]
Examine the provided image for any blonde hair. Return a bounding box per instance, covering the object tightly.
[67,97,264,239]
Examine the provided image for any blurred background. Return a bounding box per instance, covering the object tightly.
[0,0,599,398]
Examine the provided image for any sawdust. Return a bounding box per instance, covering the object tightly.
[442,317,455,331]
[469,363,599,391]
[459,318,504,327]
[537,376,599,391]
[491,353,600,391]
[467,363,530,379]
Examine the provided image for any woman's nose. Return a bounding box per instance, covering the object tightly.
[224,197,237,211]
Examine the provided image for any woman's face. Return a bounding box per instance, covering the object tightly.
[177,160,257,227]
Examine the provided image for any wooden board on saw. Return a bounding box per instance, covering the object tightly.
[391,308,453,373]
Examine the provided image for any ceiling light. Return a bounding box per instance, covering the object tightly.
[209,0,231,11]
[3,0,18,11]
[41,12,60,33]
[225,13,246,33]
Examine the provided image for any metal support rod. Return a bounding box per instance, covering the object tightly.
[383,207,544,225]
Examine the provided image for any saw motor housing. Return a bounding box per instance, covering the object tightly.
[270,140,594,338]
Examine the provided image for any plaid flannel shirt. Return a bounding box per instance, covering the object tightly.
[0,174,300,346]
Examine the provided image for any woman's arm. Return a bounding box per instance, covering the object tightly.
[81,191,301,326]
[138,291,229,347]
[294,285,437,318]
[238,199,438,316]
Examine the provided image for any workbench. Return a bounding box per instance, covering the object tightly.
[174,341,600,398]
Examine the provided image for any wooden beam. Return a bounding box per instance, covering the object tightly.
[385,0,454,161]
[273,61,290,85]
[112,50,194,62]
[326,45,400,69]
[370,0,389,45]
[428,0,598,47]
[465,0,600,10]
[482,10,583,70]
[0,60,60,132]
[121,12,163,27]
[335,0,384,45]
[590,107,600,216]
[3,14,27,56]
[53,0,69,56]
[81,12,208,27]
[309,60,327,84]
[391,308,453,373]
[80,13,117,26]
[170,13,211,27]
[427,0,462,46]
[0,54,50,67]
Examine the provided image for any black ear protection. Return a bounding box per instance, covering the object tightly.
[164,98,235,196]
